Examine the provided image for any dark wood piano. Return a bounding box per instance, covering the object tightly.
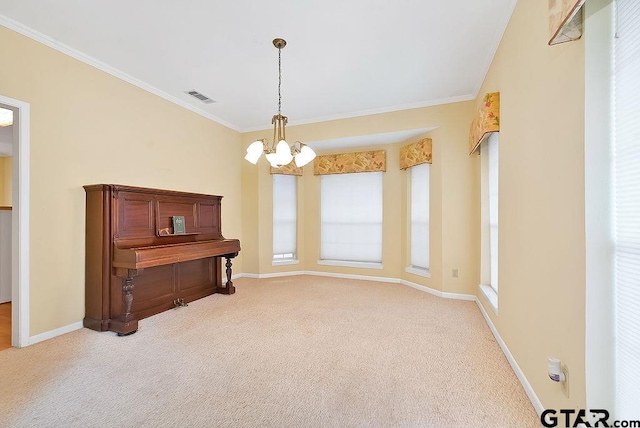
[83,184,240,336]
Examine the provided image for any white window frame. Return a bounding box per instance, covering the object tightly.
[272,174,297,265]
[319,171,383,269]
[405,163,430,278]
[479,132,498,312]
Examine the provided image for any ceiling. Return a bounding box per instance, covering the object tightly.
[0,1,516,132]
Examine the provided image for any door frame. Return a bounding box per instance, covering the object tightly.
[0,94,30,348]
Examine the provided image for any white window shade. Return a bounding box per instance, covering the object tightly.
[488,133,499,292]
[614,0,640,418]
[410,164,430,269]
[272,175,297,258]
[321,172,383,263]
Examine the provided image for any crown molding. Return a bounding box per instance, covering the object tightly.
[239,94,476,133]
[0,14,240,132]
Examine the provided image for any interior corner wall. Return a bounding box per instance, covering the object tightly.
[2,157,12,206]
[241,101,477,297]
[0,157,5,205]
[474,0,586,410]
[0,25,243,337]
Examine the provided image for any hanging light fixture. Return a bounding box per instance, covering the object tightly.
[244,38,316,168]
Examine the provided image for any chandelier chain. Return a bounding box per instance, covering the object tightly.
[278,47,282,115]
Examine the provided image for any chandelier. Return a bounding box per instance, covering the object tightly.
[244,38,316,168]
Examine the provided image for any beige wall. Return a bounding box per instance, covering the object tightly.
[0,157,12,206]
[474,0,586,410]
[241,100,477,296]
[0,26,243,336]
[0,157,4,205]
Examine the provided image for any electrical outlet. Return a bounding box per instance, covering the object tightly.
[452,268,459,278]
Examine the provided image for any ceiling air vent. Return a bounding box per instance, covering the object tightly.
[185,90,215,104]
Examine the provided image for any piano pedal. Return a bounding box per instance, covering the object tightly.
[173,298,188,308]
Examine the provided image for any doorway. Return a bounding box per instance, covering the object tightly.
[0,95,30,348]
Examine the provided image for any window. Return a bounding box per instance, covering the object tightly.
[613,0,640,417]
[320,172,383,266]
[272,174,297,262]
[480,132,498,309]
[408,163,430,274]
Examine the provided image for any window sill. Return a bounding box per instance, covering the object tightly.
[479,284,498,315]
[272,259,300,266]
[405,266,431,278]
[317,260,383,270]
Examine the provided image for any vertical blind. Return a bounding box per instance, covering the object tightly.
[320,172,383,263]
[272,174,297,258]
[614,0,640,418]
[488,133,499,292]
[410,164,430,269]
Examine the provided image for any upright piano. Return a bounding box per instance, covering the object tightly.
[83,184,241,335]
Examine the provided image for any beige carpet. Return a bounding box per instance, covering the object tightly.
[0,276,540,427]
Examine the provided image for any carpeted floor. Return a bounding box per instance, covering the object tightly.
[0,276,540,427]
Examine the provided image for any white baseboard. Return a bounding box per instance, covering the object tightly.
[400,279,475,301]
[28,321,84,346]
[305,270,400,284]
[237,271,475,302]
[475,298,544,416]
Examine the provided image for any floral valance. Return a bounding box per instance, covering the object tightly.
[313,150,386,175]
[270,162,303,176]
[400,138,432,170]
[549,0,585,45]
[469,92,500,155]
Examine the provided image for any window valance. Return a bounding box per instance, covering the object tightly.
[469,92,500,155]
[314,150,386,175]
[270,162,303,176]
[400,138,432,170]
[549,0,585,46]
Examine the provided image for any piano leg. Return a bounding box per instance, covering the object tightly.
[216,256,236,295]
[111,268,141,336]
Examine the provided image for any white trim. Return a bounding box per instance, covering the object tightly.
[405,266,431,278]
[479,284,499,314]
[240,94,476,133]
[401,279,476,301]
[0,15,239,132]
[475,298,544,416]
[243,270,306,279]
[306,270,398,284]
[239,273,260,279]
[28,321,83,346]
[271,259,300,266]
[317,260,383,270]
[0,94,30,348]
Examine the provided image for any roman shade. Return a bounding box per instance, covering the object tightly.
[270,161,303,176]
[314,150,386,175]
[469,92,500,155]
[400,138,432,169]
[548,0,585,45]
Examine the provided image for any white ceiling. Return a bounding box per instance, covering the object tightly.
[0,1,516,132]
[307,128,436,152]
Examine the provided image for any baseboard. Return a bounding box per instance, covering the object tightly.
[400,279,475,301]
[304,270,400,284]
[475,298,544,416]
[28,321,84,346]
[237,271,475,302]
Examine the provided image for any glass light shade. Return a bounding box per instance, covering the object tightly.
[274,140,293,166]
[244,140,264,164]
[294,145,316,167]
[265,152,279,167]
